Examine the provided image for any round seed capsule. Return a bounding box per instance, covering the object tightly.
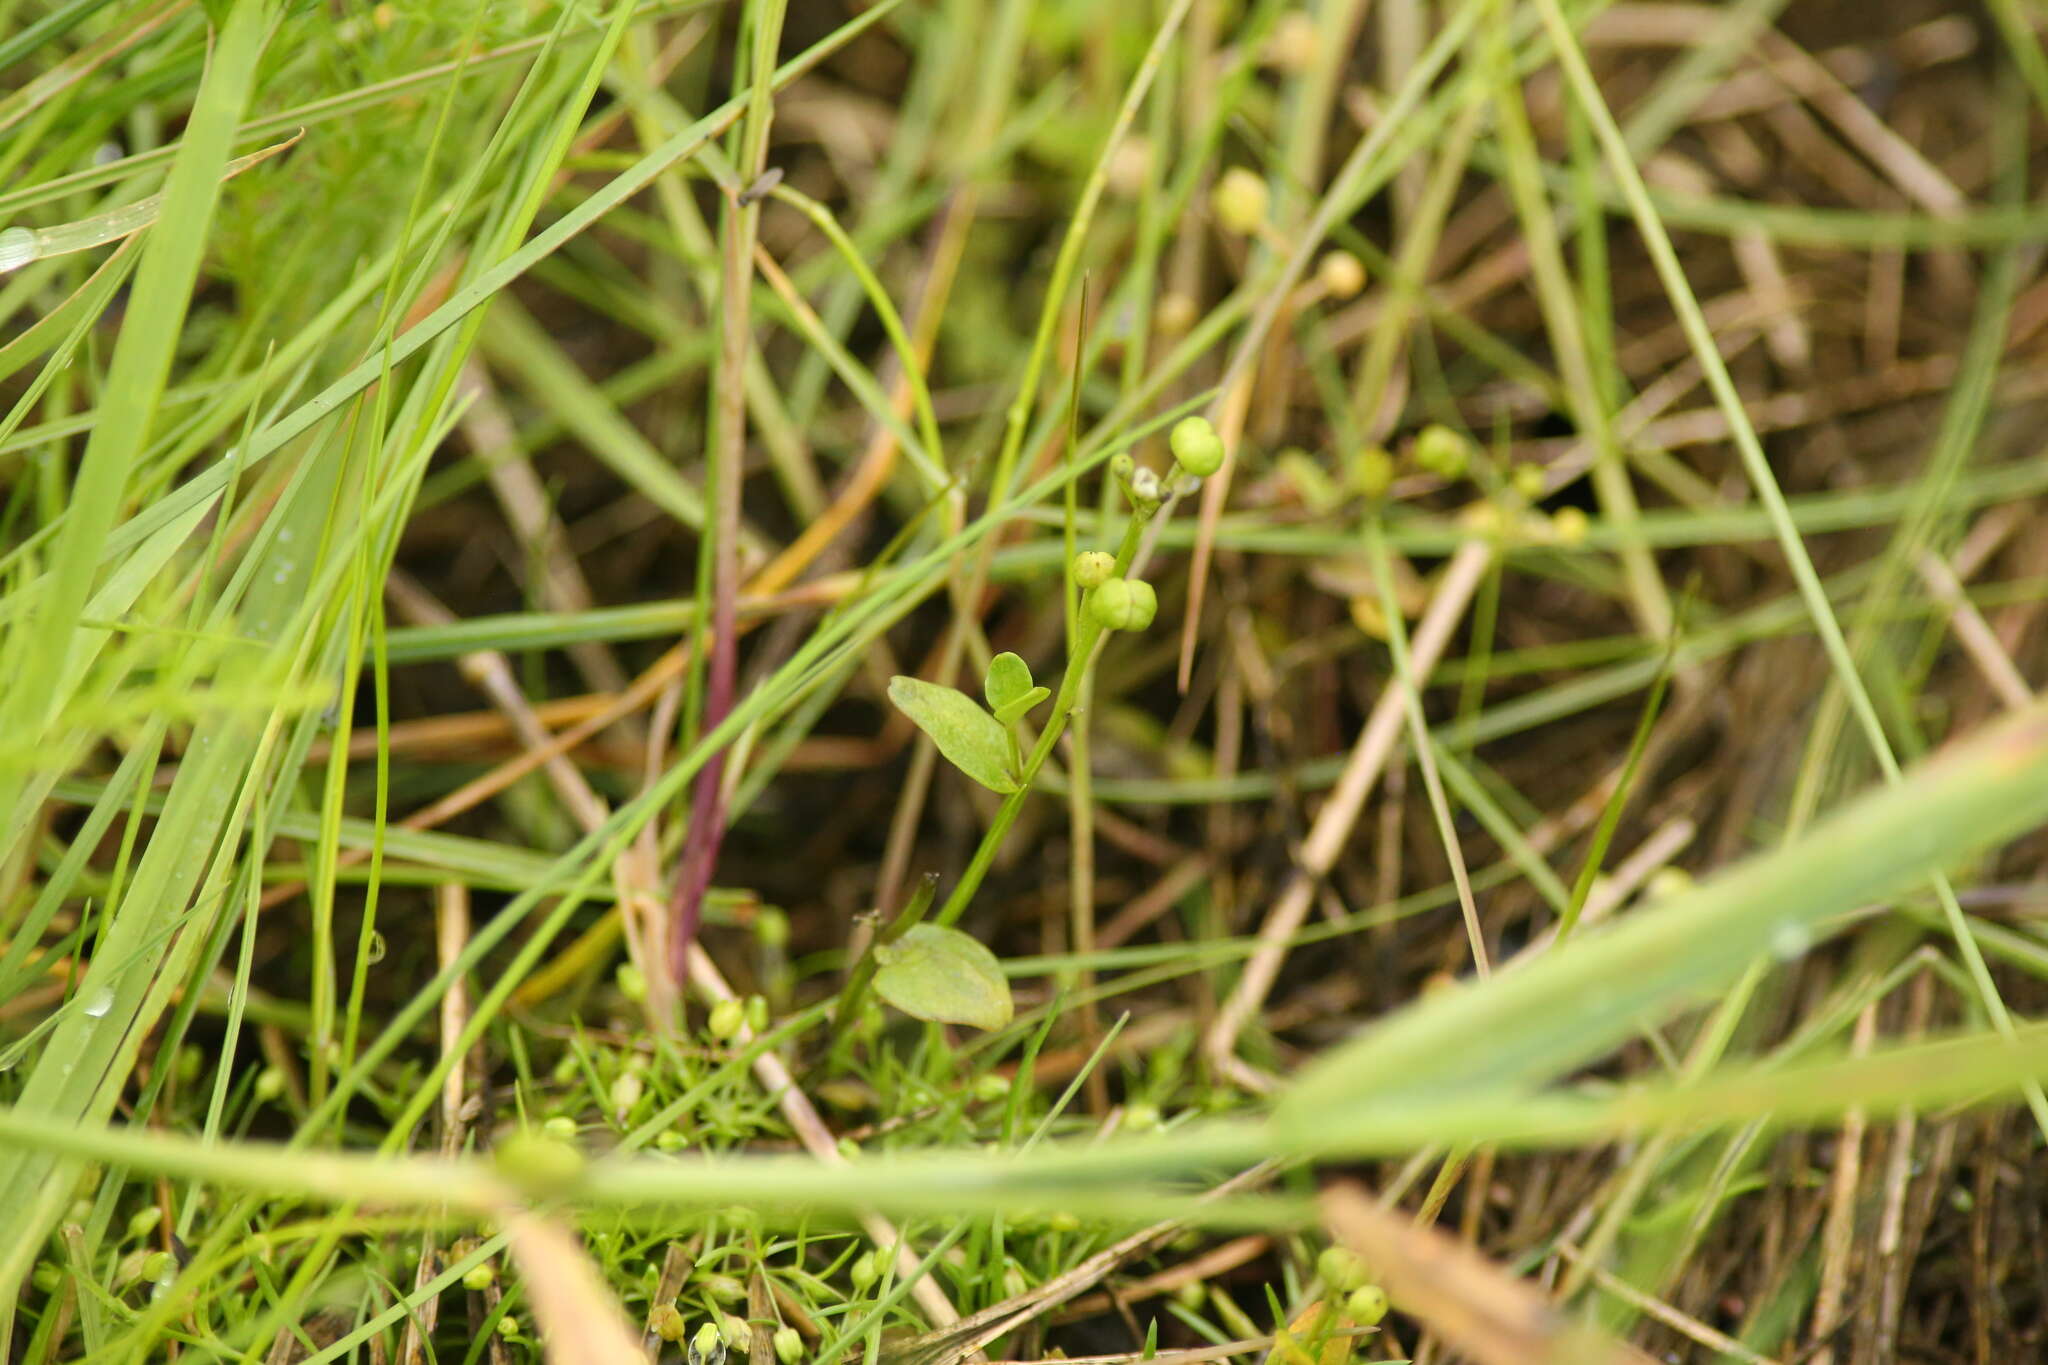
[1412,424,1470,479]
[1317,1246,1370,1293]
[1169,416,1225,478]
[1089,578,1158,631]
[707,998,745,1041]
[1550,506,1589,546]
[1350,446,1395,498]
[774,1326,804,1365]
[1072,550,1115,589]
[1345,1285,1389,1325]
[1211,168,1270,236]
[1317,250,1366,299]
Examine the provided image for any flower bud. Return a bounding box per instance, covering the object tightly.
[774,1326,804,1365]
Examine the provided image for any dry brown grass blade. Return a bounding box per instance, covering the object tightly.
[1203,538,1491,1088]
[1319,1183,1656,1365]
[500,1208,648,1365]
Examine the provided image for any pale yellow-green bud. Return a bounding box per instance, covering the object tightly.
[1211,168,1269,236]
[1317,250,1366,299]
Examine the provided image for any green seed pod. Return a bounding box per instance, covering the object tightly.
[497,1315,521,1339]
[1512,462,1546,500]
[542,1114,578,1141]
[774,1326,804,1365]
[1072,550,1115,589]
[141,1250,176,1284]
[1550,506,1589,547]
[1122,1102,1162,1133]
[1344,1284,1389,1326]
[691,1319,727,1365]
[648,1306,687,1342]
[1169,416,1225,478]
[1211,167,1270,235]
[1350,446,1395,500]
[1088,578,1141,631]
[849,1251,880,1290]
[657,1130,688,1152]
[609,1070,645,1119]
[1317,1246,1370,1293]
[616,962,648,1002]
[463,1263,496,1292]
[1412,424,1470,479]
[1317,249,1366,299]
[126,1206,163,1241]
[753,906,789,950]
[745,994,770,1034]
[973,1073,1011,1103]
[1109,452,1136,484]
[253,1067,285,1103]
[707,998,746,1041]
[702,1273,747,1304]
[1126,579,1158,630]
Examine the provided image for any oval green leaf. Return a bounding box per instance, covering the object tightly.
[888,676,1019,794]
[991,685,1050,728]
[984,651,1035,713]
[872,924,1014,1031]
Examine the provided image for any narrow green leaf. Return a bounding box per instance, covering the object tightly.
[888,676,1019,794]
[984,651,1035,713]
[992,686,1051,728]
[873,925,1014,1031]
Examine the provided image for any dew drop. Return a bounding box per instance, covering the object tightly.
[0,227,37,274]
[81,987,113,1018]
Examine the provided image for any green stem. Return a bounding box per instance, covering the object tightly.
[833,872,939,1036]
[934,502,1153,928]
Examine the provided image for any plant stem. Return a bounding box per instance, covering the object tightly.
[933,501,1154,928]
[833,872,939,1037]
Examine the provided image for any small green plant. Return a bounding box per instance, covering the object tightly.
[864,420,1215,1035]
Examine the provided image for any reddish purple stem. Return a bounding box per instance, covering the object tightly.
[667,627,733,988]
